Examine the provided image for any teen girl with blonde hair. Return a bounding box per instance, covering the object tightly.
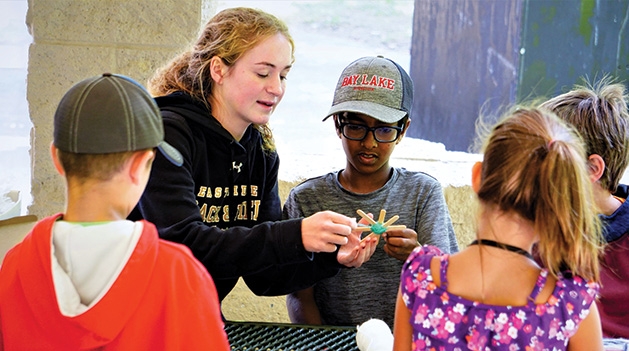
[393,107,604,350]
[130,7,375,305]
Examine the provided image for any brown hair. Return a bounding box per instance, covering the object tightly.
[148,7,295,153]
[57,149,138,182]
[540,78,629,193]
[476,107,603,281]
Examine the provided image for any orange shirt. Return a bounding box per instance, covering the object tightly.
[0,215,230,350]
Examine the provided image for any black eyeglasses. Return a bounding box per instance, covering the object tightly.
[338,122,402,143]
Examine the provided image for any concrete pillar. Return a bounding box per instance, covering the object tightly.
[26,0,206,218]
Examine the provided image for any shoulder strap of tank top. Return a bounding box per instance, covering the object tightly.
[439,255,450,289]
[527,269,549,307]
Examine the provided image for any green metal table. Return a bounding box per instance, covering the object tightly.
[225,321,358,351]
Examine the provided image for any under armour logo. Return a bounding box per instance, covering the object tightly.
[232,162,243,173]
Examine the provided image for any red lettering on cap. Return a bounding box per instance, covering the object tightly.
[342,74,396,90]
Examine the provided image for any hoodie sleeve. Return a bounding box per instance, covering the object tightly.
[235,184,343,296]
[130,112,312,280]
[242,251,341,296]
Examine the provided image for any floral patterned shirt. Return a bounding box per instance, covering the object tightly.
[400,245,599,350]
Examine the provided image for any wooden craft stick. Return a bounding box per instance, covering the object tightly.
[385,225,406,231]
[356,209,377,225]
[355,208,406,234]
[383,215,399,227]
[377,209,386,223]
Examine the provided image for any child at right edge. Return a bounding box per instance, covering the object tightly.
[393,107,604,350]
[540,79,629,347]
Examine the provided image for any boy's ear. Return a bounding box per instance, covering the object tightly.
[587,154,605,183]
[395,118,411,144]
[209,56,228,84]
[471,161,482,194]
[49,143,66,176]
[128,150,156,185]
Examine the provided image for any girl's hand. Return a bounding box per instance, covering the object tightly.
[337,216,380,267]
[301,211,356,253]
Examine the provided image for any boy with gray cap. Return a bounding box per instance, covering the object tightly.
[283,56,459,328]
[0,73,229,350]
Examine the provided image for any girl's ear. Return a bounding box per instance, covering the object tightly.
[209,56,228,84]
[471,161,482,194]
[587,154,605,183]
[50,143,66,176]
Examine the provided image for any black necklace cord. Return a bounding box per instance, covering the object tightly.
[469,239,534,260]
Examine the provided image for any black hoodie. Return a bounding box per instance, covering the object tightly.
[130,92,340,301]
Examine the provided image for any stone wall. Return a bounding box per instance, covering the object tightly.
[26,0,207,218]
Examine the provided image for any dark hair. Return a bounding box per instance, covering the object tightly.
[57,150,138,182]
[333,112,409,130]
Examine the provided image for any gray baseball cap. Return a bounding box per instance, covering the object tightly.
[53,73,183,166]
[323,56,414,123]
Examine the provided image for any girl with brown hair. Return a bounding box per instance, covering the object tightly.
[393,107,604,350]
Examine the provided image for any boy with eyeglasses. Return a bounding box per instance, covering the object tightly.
[283,56,459,328]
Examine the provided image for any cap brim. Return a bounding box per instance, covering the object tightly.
[157,141,183,167]
[323,101,407,123]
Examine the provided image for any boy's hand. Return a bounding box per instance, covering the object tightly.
[301,211,357,253]
[382,228,419,261]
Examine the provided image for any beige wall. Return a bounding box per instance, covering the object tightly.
[26,0,206,217]
[25,0,477,323]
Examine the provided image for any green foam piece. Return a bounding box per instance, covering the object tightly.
[371,223,386,235]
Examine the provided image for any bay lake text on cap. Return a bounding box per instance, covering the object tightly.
[324,56,414,124]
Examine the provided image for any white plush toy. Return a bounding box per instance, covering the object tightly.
[356,318,394,351]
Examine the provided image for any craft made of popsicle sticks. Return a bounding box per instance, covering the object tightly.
[355,209,406,235]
